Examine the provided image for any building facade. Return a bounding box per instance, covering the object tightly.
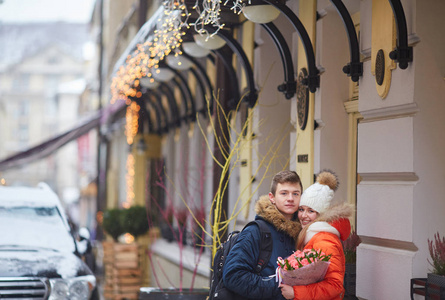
[95,0,445,298]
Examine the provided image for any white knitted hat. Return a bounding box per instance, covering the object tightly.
[299,171,339,214]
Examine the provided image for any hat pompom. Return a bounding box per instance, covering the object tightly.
[316,170,339,191]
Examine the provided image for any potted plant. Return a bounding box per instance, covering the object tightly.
[427,232,445,294]
[102,207,149,299]
[102,208,125,242]
[342,229,361,298]
[120,205,150,239]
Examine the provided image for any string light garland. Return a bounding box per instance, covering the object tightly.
[191,0,225,38]
[125,153,135,208]
[112,0,263,108]
[111,2,191,103]
[125,102,140,145]
[227,0,246,15]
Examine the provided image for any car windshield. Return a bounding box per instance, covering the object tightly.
[0,206,76,253]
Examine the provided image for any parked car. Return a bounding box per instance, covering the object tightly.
[0,182,98,299]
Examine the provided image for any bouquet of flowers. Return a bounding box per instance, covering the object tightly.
[276,249,331,286]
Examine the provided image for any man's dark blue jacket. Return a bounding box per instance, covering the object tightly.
[222,195,301,299]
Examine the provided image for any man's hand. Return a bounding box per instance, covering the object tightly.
[279,283,294,300]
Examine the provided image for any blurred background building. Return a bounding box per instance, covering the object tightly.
[0,12,99,234]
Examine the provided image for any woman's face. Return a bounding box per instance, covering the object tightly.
[298,205,319,228]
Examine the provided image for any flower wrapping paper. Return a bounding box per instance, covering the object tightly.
[276,260,331,286]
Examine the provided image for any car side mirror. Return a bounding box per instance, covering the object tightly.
[78,227,91,241]
[76,227,92,256]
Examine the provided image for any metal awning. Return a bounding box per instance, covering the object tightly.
[0,102,126,172]
[110,0,412,135]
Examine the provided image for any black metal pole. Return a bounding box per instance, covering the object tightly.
[95,0,105,242]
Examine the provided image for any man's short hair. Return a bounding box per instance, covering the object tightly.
[270,170,302,195]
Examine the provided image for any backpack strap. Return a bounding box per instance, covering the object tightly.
[244,220,273,274]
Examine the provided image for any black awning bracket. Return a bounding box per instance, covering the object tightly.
[211,49,241,110]
[159,83,182,128]
[188,67,209,117]
[330,0,363,82]
[387,0,413,69]
[179,49,216,116]
[159,61,197,123]
[172,75,196,123]
[132,97,154,134]
[261,0,320,93]
[148,90,170,134]
[261,22,296,99]
[205,27,258,108]
[139,91,165,135]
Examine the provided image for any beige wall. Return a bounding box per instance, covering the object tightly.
[315,8,350,205]
[412,0,445,279]
[251,12,294,204]
[355,0,445,299]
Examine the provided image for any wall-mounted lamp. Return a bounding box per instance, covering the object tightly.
[182,41,211,58]
[166,55,193,70]
[140,77,160,89]
[152,67,175,82]
[194,34,226,50]
[242,4,280,24]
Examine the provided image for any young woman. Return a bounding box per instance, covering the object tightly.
[280,171,354,300]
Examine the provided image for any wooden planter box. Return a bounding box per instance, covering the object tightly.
[102,229,160,300]
[103,242,143,300]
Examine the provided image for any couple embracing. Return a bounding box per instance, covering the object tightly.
[222,170,354,300]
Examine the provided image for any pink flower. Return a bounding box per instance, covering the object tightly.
[300,259,309,266]
[276,249,332,286]
[277,249,331,271]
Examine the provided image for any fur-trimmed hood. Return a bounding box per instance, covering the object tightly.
[302,202,354,245]
[316,202,354,224]
[254,195,301,241]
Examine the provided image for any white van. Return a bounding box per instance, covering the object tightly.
[0,183,97,299]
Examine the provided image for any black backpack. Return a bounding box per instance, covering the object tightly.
[208,219,273,300]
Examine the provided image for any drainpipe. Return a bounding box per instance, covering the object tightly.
[96,0,105,241]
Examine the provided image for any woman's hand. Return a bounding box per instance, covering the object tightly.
[279,283,294,300]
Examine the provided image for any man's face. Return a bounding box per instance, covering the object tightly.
[269,182,302,220]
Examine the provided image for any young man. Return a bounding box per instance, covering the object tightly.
[222,170,303,299]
